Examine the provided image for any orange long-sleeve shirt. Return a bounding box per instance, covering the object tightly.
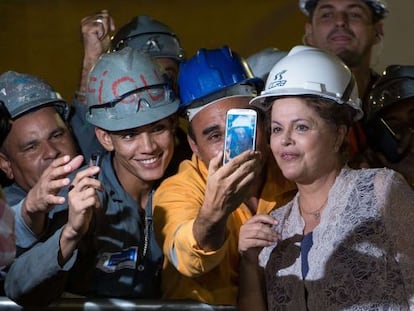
[153,154,296,305]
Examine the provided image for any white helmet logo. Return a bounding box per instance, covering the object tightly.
[269,70,287,89]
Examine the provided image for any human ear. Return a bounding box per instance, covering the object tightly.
[334,125,348,151]
[304,23,314,45]
[0,151,13,180]
[374,22,384,44]
[95,127,114,152]
[187,134,200,158]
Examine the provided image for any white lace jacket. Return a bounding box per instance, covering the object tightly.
[259,167,414,311]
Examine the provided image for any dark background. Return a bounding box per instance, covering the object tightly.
[0,0,411,101]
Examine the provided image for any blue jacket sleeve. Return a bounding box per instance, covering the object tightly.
[11,199,39,249]
[4,227,77,307]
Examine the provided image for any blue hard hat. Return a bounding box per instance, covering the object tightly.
[178,46,263,112]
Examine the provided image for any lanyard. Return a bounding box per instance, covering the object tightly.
[138,190,154,271]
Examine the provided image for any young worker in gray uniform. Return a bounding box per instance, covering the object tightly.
[5,47,180,306]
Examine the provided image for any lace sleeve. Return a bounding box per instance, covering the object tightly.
[375,169,414,307]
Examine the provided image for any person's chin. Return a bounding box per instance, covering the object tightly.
[279,166,300,182]
[139,169,165,183]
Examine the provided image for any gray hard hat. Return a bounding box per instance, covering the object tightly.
[110,15,185,61]
[246,48,288,81]
[366,65,414,121]
[86,47,179,131]
[0,71,69,120]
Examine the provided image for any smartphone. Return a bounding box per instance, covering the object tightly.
[366,117,401,163]
[223,108,257,164]
[89,152,102,179]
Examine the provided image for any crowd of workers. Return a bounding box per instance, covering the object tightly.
[1,0,414,310]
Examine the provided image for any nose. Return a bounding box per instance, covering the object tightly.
[42,141,61,160]
[334,12,348,27]
[281,129,293,146]
[140,133,157,153]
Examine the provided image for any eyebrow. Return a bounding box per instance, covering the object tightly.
[271,118,309,124]
[18,127,64,150]
[49,127,65,137]
[202,124,221,136]
[18,138,38,150]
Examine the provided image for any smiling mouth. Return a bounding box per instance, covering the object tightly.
[139,156,160,164]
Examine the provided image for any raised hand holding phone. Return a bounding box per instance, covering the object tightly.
[223,108,257,164]
[89,152,102,179]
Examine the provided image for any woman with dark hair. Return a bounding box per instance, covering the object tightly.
[238,46,414,310]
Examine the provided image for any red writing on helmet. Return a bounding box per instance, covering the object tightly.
[88,70,164,105]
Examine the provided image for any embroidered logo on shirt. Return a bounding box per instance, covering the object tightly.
[96,247,138,273]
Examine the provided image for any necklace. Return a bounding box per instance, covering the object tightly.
[300,197,328,219]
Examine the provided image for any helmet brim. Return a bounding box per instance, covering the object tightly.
[86,99,179,132]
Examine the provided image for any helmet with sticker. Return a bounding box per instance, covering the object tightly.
[250,45,363,120]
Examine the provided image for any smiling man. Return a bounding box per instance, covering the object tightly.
[301,0,388,101]
[4,48,181,307]
[299,0,388,165]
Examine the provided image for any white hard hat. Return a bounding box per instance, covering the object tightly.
[231,115,252,129]
[250,45,363,120]
[299,0,388,19]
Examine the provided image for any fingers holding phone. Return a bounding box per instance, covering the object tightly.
[89,152,102,179]
[66,155,102,238]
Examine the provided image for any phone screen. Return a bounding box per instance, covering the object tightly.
[223,108,257,164]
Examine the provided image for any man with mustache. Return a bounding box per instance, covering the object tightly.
[300,0,388,165]
[0,72,81,251]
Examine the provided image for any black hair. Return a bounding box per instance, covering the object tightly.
[0,101,12,148]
